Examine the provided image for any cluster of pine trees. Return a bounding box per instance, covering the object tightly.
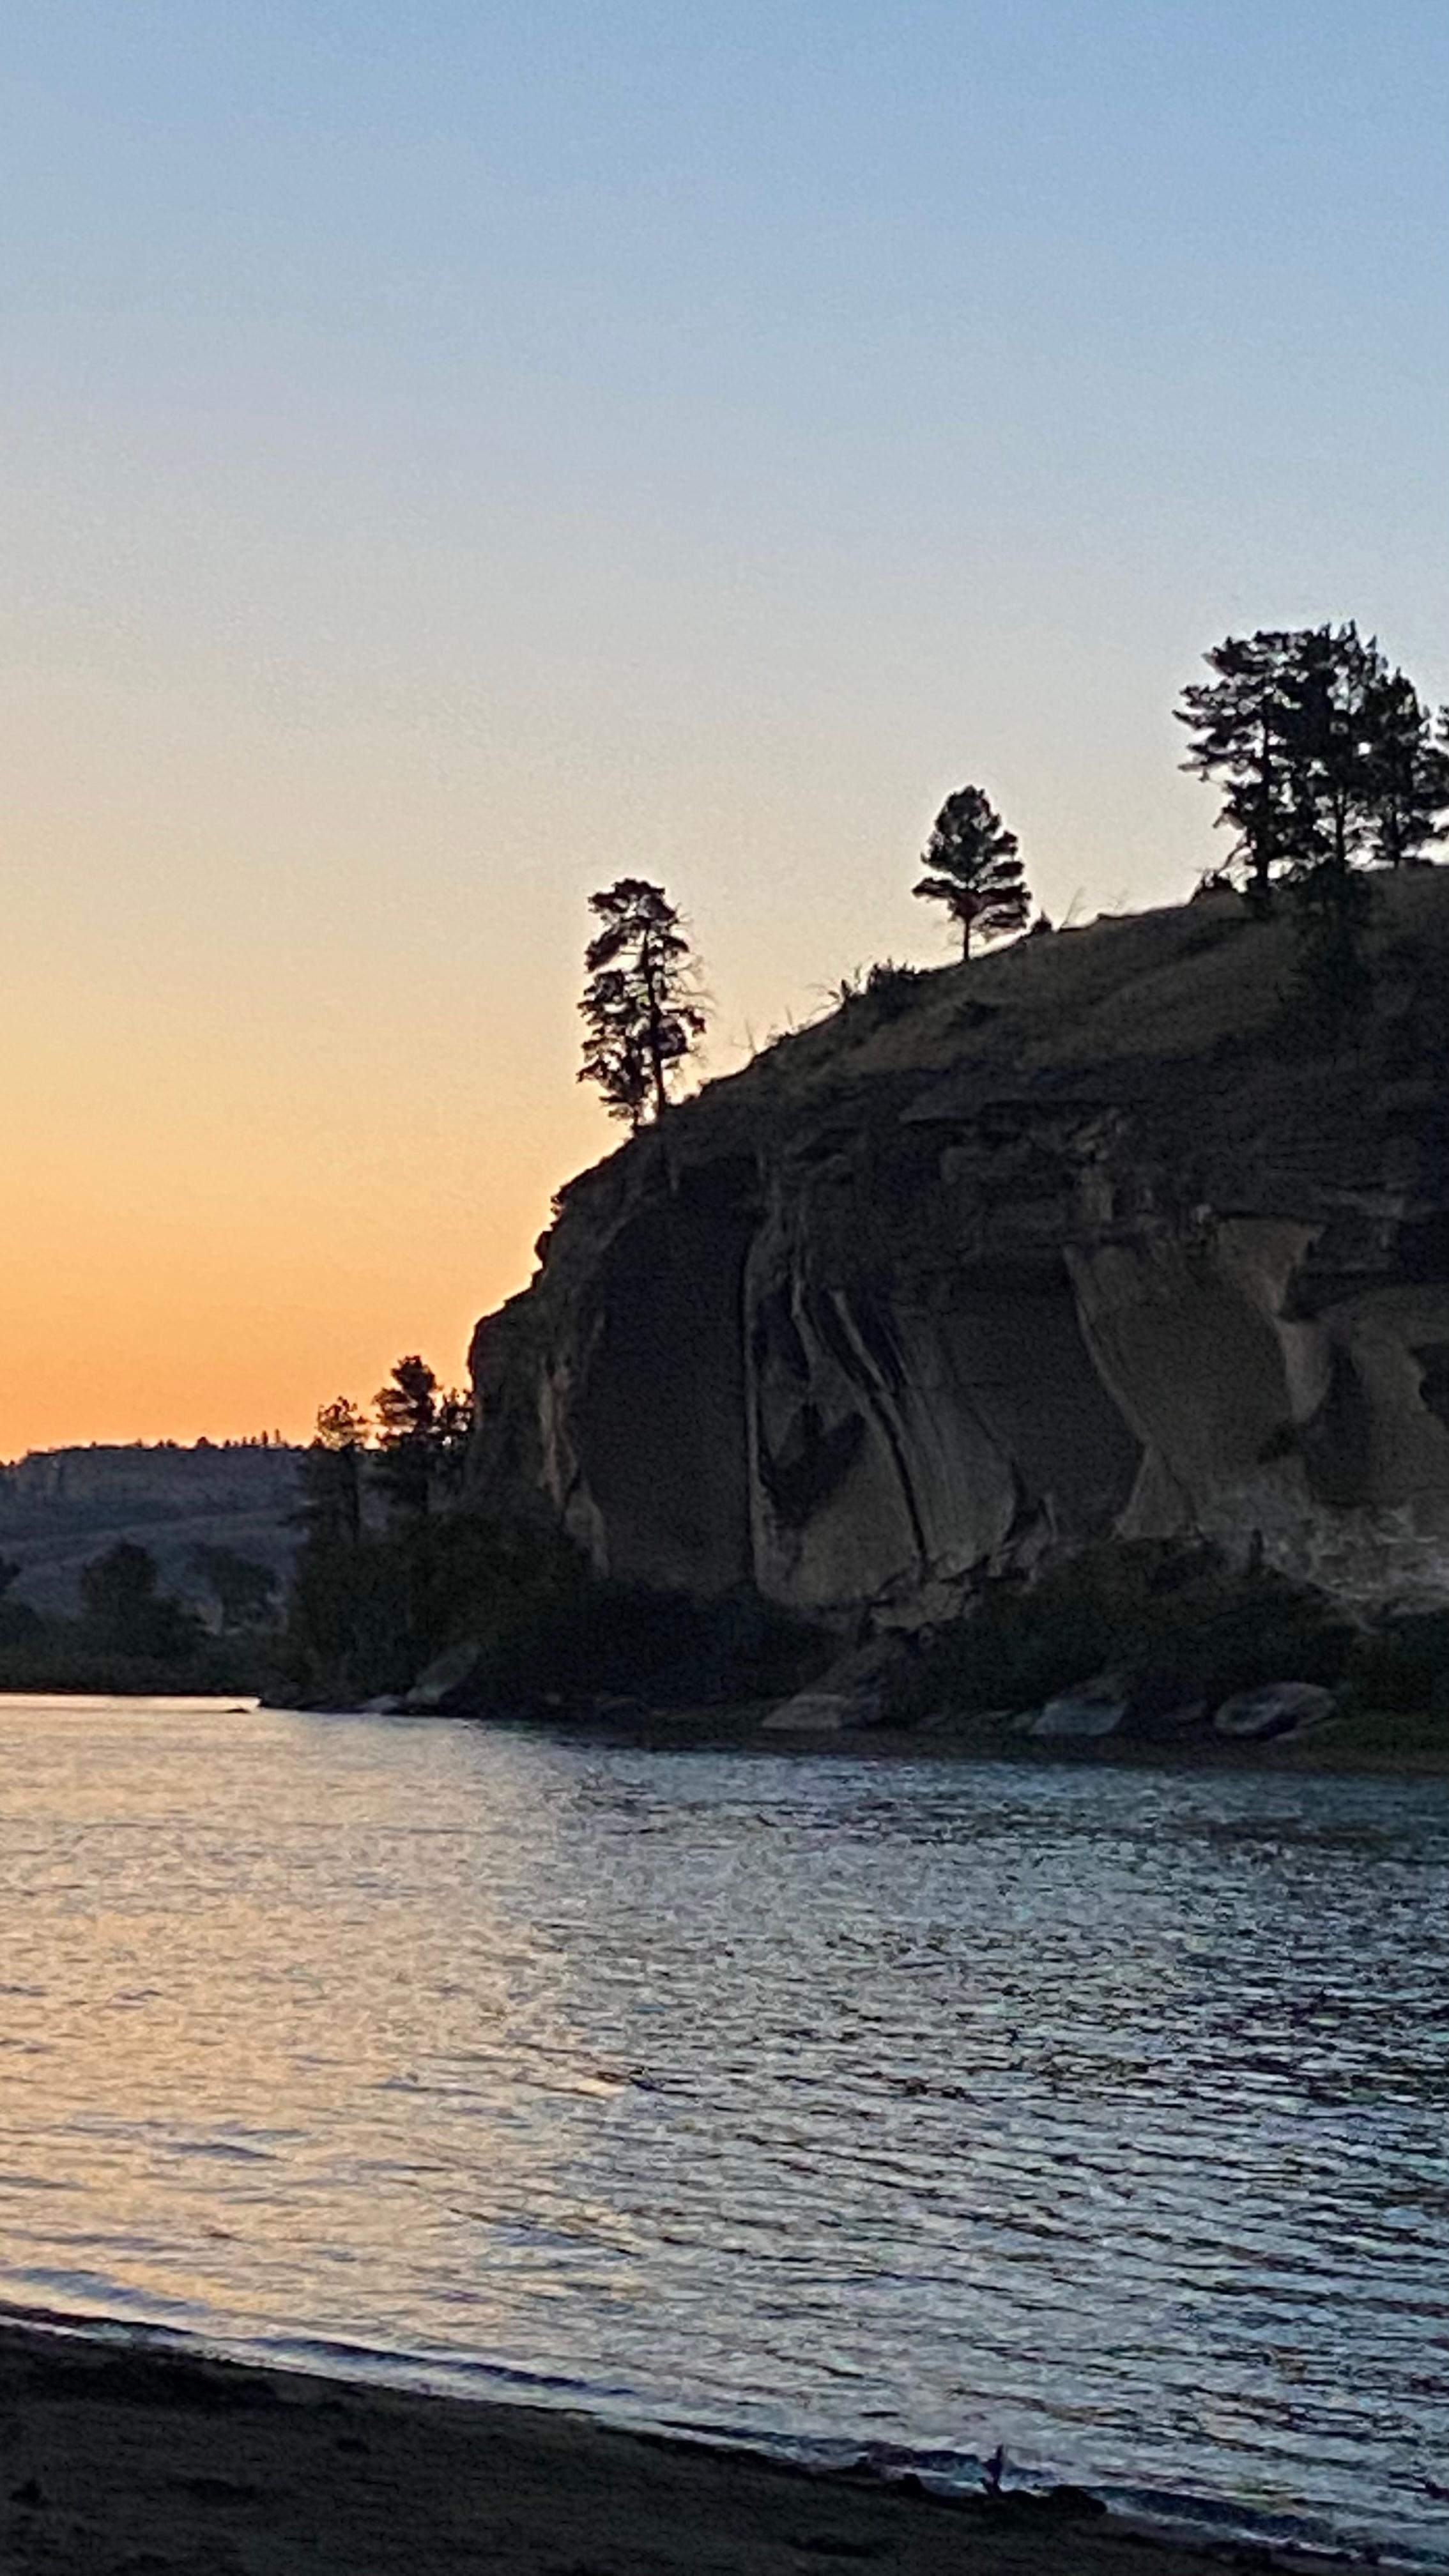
[1178,623,1447,889]
[573,620,1448,1128]
[285,1358,477,1700]
[284,613,1447,1699]
[1178,623,1448,1029]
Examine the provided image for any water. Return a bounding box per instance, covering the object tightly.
[0,1696,1446,2562]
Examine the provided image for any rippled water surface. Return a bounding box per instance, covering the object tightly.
[1,1699,1446,2559]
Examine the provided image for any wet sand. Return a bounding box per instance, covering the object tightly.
[0,2315,1346,2576]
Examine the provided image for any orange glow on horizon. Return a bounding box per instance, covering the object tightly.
[6,10,1443,1453]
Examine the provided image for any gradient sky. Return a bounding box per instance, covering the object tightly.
[3,1,1446,1455]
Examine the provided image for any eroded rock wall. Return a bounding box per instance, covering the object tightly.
[470,883,1449,1621]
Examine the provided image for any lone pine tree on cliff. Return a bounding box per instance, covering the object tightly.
[914,785,1031,956]
[578,878,707,1127]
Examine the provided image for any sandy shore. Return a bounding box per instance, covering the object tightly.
[0,2315,1352,2576]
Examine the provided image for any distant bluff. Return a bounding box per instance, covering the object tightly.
[0,1443,303,1621]
[468,876,1449,1625]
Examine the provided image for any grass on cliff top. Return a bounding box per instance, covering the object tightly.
[711,864,1449,1105]
[721,894,1276,1103]
[547,870,1449,1230]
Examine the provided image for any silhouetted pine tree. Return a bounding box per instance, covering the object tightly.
[1176,630,1301,894]
[913,785,1029,956]
[298,1397,370,1549]
[578,879,707,1126]
[1362,668,1449,867]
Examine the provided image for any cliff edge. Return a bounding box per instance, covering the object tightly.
[469,877,1449,1628]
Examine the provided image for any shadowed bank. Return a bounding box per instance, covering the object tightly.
[0,2318,1361,2576]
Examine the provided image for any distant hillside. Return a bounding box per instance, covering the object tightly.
[0,1443,305,1622]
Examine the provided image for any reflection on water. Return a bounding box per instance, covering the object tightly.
[0,1698,1446,2562]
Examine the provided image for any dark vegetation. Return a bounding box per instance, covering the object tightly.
[1177,622,1448,1039]
[0,1540,275,1694]
[0,1439,300,1690]
[1177,624,1447,889]
[286,1475,816,1715]
[282,1353,819,1709]
[831,958,930,1021]
[894,1543,1449,1735]
[187,1543,279,1631]
[895,1544,1352,1722]
[282,1482,1449,1737]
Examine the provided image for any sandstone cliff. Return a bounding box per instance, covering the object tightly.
[468,877,1449,1627]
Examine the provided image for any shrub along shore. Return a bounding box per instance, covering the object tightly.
[4,1522,1447,1776]
[279,1525,1449,1777]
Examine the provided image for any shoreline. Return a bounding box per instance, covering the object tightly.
[4,1681,1448,1778]
[520,1699,1449,1777]
[0,2311,1366,2576]
[372,1696,1449,1779]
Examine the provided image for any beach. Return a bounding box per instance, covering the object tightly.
[0,2317,1351,2576]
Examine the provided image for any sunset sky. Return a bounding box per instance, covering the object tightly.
[3,1,1446,1456]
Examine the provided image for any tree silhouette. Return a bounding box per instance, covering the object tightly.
[1176,631,1301,894]
[298,1397,370,1549]
[913,786,1030,956]
[0,1556,38,1646]
[188,1543,279,1632]
[1177,625,1449,891]
[578,879,707,1126]
[80,1542,200,1661]
[1363,669,1449,868]
[372,1356,473,1522]
[373,1355,443,1524]
[1289,622,1386,873]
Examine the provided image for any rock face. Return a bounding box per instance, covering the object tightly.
[469,879,1449,1629]
[1020,1681,1130,1740]
[404,1639,487,1715]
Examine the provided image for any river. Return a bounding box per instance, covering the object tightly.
[0,1696,1445,2561]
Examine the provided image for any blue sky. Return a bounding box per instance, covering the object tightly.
[2,3,1446,1443]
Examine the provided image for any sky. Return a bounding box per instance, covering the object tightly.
[2,1,1446,1455]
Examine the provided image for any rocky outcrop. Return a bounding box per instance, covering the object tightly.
[1213,1682,1337,1742]
[1019,1680,1131,1740]
[469,877,1449,1627]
